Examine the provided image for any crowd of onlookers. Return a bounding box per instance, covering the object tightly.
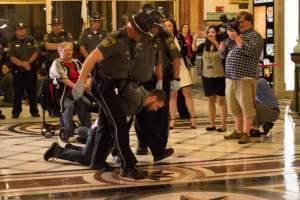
[0,5,283,180]
[0,10,279,143]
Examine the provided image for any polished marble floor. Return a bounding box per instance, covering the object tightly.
[0,93,300,199]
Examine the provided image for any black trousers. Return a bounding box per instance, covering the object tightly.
[92,82,137,169]
[135,75,171,155]
[12,70,38,115]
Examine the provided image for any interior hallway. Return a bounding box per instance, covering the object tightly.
[0,87,299,199]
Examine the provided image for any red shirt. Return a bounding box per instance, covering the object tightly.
[64,62,79,92]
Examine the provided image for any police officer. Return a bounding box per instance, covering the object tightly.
[124,8,175,161]
[8,22,40,118]
[134,6,181,155]
[43,17,73,67]
[72,11,154,179]
[78,13,106,58]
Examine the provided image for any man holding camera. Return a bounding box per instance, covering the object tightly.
[221,11,264,144]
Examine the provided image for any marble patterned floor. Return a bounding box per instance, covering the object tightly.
[0,96,300,200]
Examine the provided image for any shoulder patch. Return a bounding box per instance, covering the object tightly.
[100,37,117,48]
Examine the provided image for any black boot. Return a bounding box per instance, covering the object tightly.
[119,167,147,179]
[44,142,61,161]
[153,148,174,162]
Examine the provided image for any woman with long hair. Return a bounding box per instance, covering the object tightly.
[163,18,197,129]
[194,25,227,132]
[180,24,193,59]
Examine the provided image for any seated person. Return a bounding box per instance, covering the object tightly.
[43,88,172,171]
[49,42,91,142]
[0,63,13,107]
[250,78,280,137]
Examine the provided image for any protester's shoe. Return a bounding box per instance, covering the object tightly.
[12,113,19,119]
[31,113,40,117]
[206,126,216,131]
[92,162,114,172]
[153,148,174,162]
[224,130,241,139]
[136,147,149,155]
[250,129,261,137]
[238,133,250,144]
[262,122,274,135]
[217,127,227,132]
[119,167,147,180]
[44,142,59,161]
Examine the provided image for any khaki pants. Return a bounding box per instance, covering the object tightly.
[226,79,256,118]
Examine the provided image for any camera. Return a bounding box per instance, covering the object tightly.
[216,15,240,42]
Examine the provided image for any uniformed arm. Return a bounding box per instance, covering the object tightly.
[80,46,89,58]
[155,50,163,81]
[44,42,61,51]
[172,58,180,79]
[78,32,89,58]
[28,52,39,64]
[10,56,29,69]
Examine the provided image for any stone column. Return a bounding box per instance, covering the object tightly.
[274,0,286,98]
[45,0,52,33]
[290,0,300,112]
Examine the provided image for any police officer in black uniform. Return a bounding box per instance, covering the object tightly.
[134,6,181,155]
[43,17,73,67]
[8,22,40,118]
[128,8,175,161]
[78,12,106,58]
[72,11,154,179]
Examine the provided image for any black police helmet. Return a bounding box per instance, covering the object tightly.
[148,9,163,25]
[129,12,154,36]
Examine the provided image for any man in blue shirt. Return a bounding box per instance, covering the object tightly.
[250,78,279,136]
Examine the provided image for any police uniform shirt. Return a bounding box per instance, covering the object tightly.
[130,37,161,83]
[78,28,106,53]
[156,28,181,69]
[43,31,73,61]
[121,84,149,116]
[8,36,39,64]
[97,28,134,80]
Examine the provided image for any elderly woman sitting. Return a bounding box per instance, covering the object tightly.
[49,42,91,142]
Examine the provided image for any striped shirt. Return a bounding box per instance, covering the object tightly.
[224,28,264,80]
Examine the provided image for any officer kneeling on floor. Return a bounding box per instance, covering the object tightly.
[72,11,156,179]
